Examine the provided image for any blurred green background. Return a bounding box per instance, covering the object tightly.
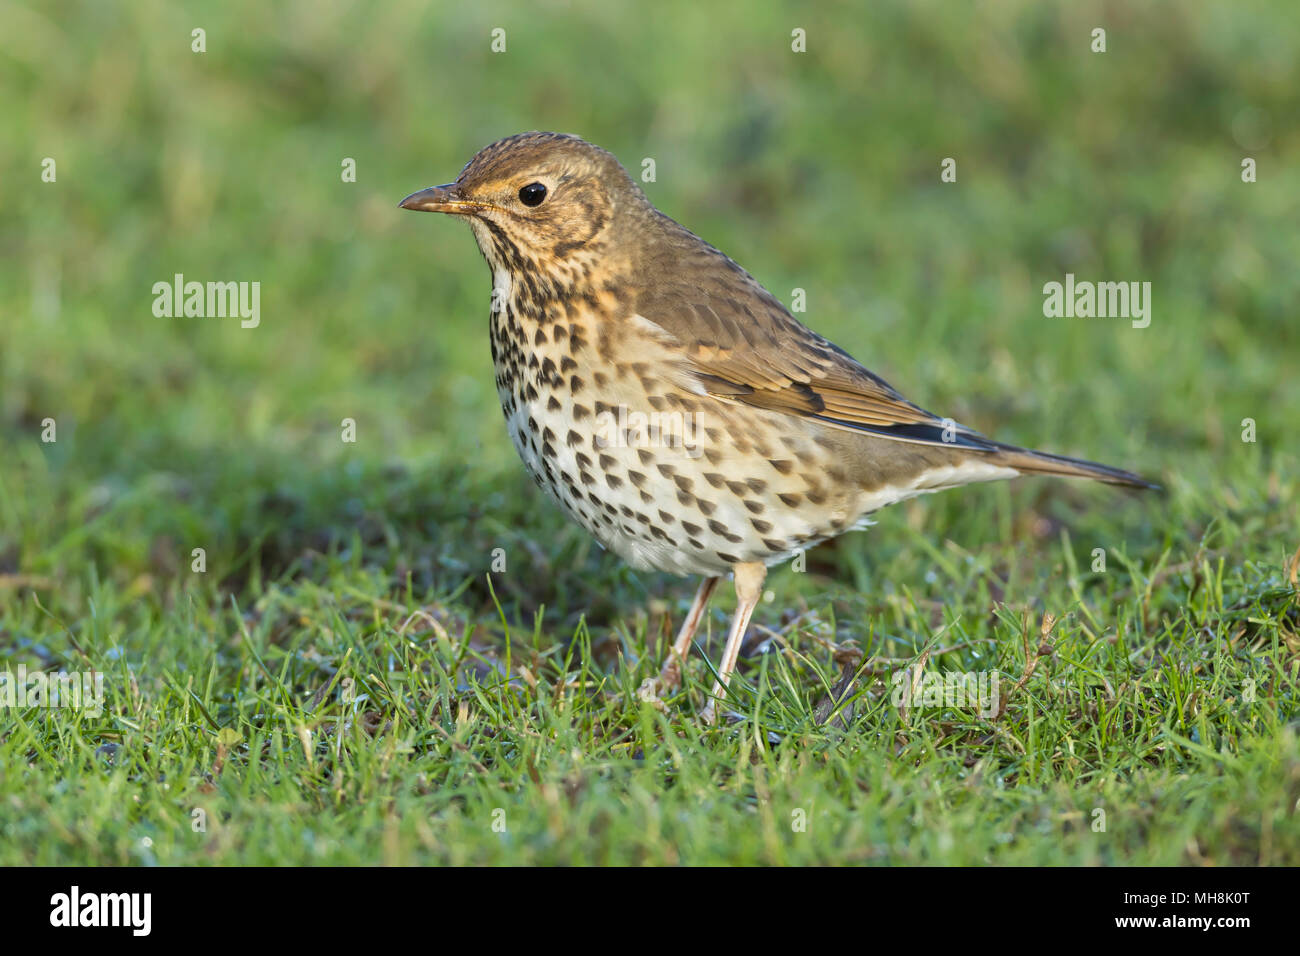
[4,0,1297,592]
[1,0,1298,865]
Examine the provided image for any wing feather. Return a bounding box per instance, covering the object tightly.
[632,229,991,450]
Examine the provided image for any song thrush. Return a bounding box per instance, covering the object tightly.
[400,132,1154,723]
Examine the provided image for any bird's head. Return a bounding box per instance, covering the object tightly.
[400,132,647,280]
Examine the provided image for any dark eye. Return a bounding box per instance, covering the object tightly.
[518,182,547,206]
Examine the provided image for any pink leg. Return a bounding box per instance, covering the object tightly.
[701,562,766,725]
[657,576,719,690]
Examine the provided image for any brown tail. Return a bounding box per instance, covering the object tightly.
[988,443,1159,490]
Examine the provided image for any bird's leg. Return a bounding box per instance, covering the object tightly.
[656,575,719,691]
[701,562,767,725]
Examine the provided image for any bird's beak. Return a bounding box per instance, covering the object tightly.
[398,183,482,215]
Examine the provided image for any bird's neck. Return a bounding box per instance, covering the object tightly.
[470,223,618,322]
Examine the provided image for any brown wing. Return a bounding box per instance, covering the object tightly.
[632,229,998,452]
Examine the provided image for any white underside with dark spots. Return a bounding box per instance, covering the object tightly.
[489,290,1024,577]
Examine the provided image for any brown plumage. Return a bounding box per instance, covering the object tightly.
[400,131,1155,722]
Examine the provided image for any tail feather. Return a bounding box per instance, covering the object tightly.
[987,443,1159,490]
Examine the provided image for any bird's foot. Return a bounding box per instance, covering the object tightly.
[636,677,668,711]
[654,654,685,694]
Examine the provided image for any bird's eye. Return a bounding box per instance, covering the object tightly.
[518,182,548,207]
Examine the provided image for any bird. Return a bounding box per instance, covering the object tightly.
[399,131,1155,724]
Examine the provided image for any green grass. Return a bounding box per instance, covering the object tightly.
[2,0,1298,864]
